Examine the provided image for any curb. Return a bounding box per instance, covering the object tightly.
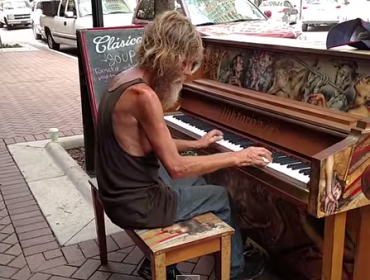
[46,135,93,205]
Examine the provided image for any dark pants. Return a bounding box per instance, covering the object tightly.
[159,164,245,278]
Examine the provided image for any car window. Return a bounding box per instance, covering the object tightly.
[0,2,2,11]
[136,0,183,20]
[3,0,31,9]
[59,0,67,16]
[78,0,132,17]
[284,1,292,6]
[36,1,42,9]
[66,0,76,14]
[260,0,282,6]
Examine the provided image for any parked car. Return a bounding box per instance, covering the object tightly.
[31,0,46,39]
[259,0,299,24]
[0,0,32,30]
[40,0,134,50]
[133,0,302,39]
[301,0,342,31]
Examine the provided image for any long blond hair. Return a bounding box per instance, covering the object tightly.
[136,11,203,76]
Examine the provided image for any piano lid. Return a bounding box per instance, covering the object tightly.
[202,34,370,61]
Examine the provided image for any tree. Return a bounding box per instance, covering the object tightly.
[154,0,175,16]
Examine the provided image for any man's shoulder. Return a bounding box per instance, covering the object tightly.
[128,83,159,104]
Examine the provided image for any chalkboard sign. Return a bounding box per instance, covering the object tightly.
[77,25,143,122]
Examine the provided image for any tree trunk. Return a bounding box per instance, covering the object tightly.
[154,0,175,17]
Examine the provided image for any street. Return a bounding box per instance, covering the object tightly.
[0,24,331,58]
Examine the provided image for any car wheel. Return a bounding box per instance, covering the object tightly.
[4,18,11,30]
[32,22,41,40]
[302,23,308,31]
[46,30,60,51]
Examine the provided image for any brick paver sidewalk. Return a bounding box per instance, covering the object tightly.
[0,50,83,143]
[0,49,215,279]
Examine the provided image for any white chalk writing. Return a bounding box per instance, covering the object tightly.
[93,35,142,54]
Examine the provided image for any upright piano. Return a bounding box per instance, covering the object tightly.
[164,35,370,280]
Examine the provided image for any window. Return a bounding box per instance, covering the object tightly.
[260,0,282,6]
[59,0,67,16]
[66,0,76,15]
[185,0,266,25]
[136,0,183,20]
[3,1,31,9]
[36,1,42,9]
[78,0,131,17]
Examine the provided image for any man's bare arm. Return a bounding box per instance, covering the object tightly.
[133,87,271,179]
[173,139,201,152]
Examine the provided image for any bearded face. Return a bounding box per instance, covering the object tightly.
[153,68,185,111]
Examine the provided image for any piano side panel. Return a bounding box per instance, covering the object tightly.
[310,129,370,218]
[201,43,370,120]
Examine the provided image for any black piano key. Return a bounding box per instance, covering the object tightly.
[290,163,309,170]
[240,143,254,148]
[299,168,310,174]
[231,139,251,145]
[223,133,240,141]
[278,158,300,165]
[272,152,286,158]
[302,169,310,176]
[287,162,303,168]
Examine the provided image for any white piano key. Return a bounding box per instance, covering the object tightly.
[164,115,310,184]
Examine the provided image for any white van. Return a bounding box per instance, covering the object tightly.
[0,0,32,29]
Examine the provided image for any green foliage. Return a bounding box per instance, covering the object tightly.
[180,151,198,156]
[0,43,22,48]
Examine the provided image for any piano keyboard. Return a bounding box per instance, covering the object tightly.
[165,114,310,184]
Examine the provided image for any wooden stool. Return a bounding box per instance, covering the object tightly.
[89,179,235,280]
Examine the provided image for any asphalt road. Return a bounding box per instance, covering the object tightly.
[0,24,331,58]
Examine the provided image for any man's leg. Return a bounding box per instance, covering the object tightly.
[159,164,265,279]
[139,165,264,280]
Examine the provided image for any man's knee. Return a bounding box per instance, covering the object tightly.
[208,185,230,210]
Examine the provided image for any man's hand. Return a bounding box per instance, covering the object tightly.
[236,147,272,167]
[197,129,223,149]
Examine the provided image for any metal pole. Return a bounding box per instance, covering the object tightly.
[91,0,104,27]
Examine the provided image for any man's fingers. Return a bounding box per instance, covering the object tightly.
[208,129,223,137]
[256,147,272,155]
[213,135,223,141]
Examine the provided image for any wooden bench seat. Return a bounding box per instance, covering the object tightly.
[89,179,235,280]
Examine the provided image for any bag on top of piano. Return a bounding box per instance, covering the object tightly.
[326,18,370,50]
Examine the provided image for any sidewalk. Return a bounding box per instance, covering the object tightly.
[0,47,215,279]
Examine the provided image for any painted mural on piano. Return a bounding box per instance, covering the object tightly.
[203,46,370,118]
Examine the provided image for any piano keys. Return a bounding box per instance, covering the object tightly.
[165,114,311,184]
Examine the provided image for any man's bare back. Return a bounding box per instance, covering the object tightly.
[109,67,154,158]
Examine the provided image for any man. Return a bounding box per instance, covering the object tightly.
[95,10,272,280]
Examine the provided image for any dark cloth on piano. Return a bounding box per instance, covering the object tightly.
[95,78,178,229]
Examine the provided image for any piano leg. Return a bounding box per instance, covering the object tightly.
[322,212,346,280]
[353,205,370,280]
